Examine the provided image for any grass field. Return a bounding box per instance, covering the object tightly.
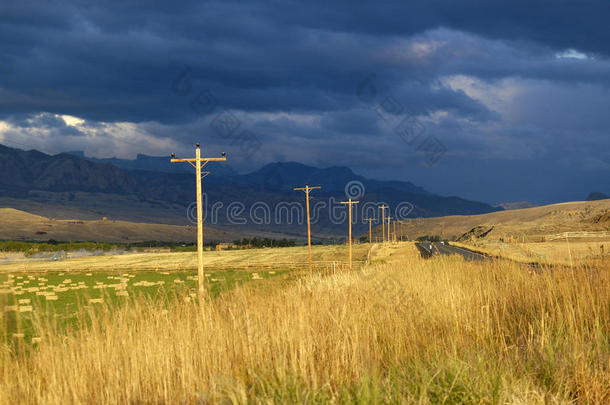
[1,268,288,343]
[395,199,610,267]
[452,239,609,266]
[397,199,610,242]
[1,242,608,403]
[1,244,369,342]
[0,244,369,273]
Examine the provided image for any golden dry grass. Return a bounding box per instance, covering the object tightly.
[453,240,609,267]
[0,244,370,273]
[1,243,609,403]
[397,199,610,242]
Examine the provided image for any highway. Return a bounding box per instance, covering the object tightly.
[415,242,489,261]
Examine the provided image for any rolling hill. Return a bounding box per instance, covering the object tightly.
[0,207,239,243]
[391,199,610,242]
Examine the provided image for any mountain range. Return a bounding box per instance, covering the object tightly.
[0,144,502,239]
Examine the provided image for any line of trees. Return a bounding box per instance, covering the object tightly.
[0,240,121,256]
[232,237,296,248]
[0,237,300,255]
[0,240,199,255]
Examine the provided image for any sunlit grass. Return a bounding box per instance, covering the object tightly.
[0,244,369,273]
[1,243,608,403]
[453,239,610,267]
[1,267,289,342]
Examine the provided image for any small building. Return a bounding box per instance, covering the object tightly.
[215,243,232,251]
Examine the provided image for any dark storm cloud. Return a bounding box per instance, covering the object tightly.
[2,0,608,124]
[1,0,609,203]
[273,0,610,56]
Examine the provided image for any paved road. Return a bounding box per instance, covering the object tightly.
[415,242,489,261]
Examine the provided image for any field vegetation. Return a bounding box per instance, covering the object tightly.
[1,243,608,403]
[399,199,610,243]
[0,244,369,273]
[0,240,171,256]
[452,239,608,267]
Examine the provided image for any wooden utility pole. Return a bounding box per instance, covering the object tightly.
[387,216,393,242]
[171,144,226,301]
[364,217,376,245]
[379,205,388,243]
[393,221,397,242]
[294,185,321,274]
[341,198,360,269]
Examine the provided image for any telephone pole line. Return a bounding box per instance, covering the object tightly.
[341,198,359,269]
[171,144,226,302]
[379,205,388,243]
[294,185,321,274]
[364,217,376,245]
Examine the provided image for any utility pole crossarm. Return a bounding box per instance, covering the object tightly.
[293,186,321,191]
[170,157,227,162]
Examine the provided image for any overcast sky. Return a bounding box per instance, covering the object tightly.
[1,1,609,204]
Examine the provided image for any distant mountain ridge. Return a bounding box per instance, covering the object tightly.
[66,151,237,176]
[0,144,136,195]
[0,144,502,237]
[222,162,431,195]
[67,154,430,196]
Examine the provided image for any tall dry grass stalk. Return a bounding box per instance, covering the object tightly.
[1,249,609,403]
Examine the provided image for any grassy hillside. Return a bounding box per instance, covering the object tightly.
[395,199,610,241]
[0,192,191,225]
[394,199,610,266]
[0,207,238,243]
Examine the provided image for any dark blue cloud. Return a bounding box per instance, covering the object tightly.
[0,0,609,203]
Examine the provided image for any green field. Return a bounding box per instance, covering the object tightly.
[1,244,369,344]
[1,267,292,344]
